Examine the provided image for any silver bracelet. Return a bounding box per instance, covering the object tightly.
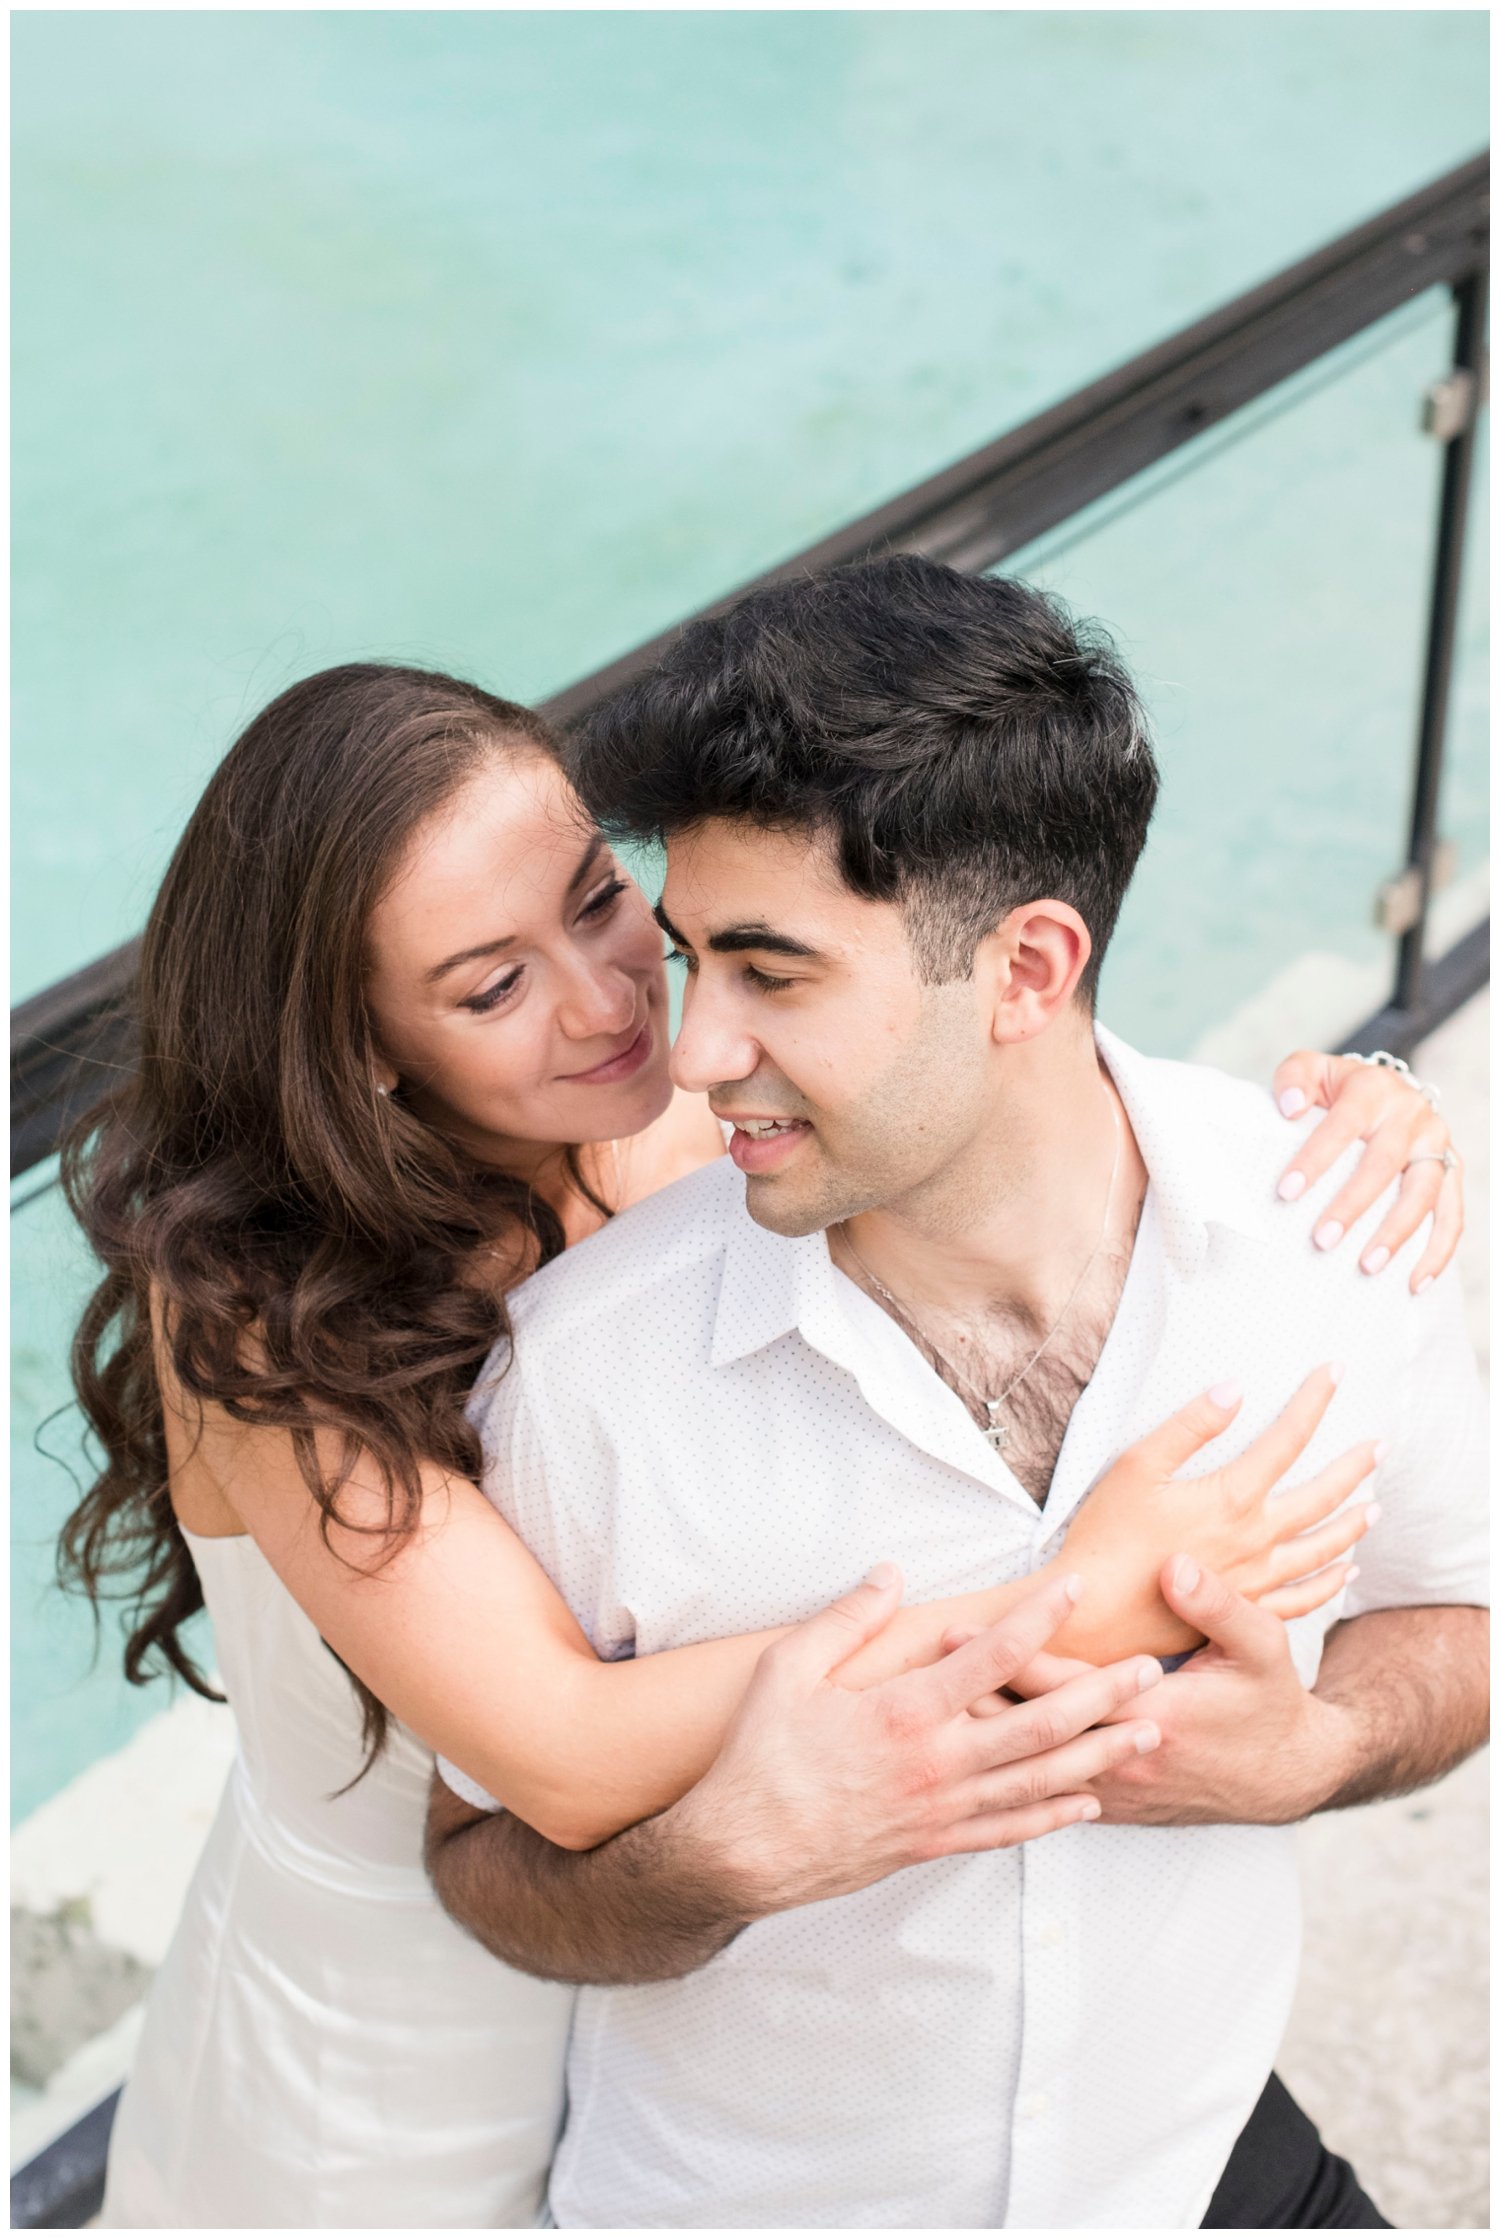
[1339,1049,1442,1109]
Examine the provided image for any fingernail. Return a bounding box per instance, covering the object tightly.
[1363,1502,1382,1527]
[1328,1361,1346,1386]
[1134,1723,1161,1754]
[1344,1565,1361,1586]
[1173,1557,1200,1594]
[1062,1572,1084,1604]
[1278,1087,1308,1118]
[1416,1275,1435,1296]
[1078,1798,1102,1821]
[1372,1440,1390,1466]
[1360,1245,1391,1275]
[1135,1659,1163,1692]
[863,1561,899,1590]
[1208,1379,1243,1409]
[1315,1220,1344,1251]
[1277,1171,1307,1202]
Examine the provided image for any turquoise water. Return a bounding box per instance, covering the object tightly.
[11,11,1488,1822]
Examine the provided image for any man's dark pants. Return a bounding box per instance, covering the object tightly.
[1203,2072,1392,2228]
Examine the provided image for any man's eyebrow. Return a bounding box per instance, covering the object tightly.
[427,835,607,983]
[652,902,822,962]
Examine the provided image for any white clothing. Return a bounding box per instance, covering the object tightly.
[455,1027,1488,2230]
[102,1528,572,2230]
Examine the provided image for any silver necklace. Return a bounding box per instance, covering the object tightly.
[834,1096,1124,1454]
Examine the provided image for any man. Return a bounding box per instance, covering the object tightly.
[428,558,1487,2226]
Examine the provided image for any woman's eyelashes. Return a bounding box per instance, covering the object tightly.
[461,966,524,1015]
[579,875,627,920]
[460,879,630,1014]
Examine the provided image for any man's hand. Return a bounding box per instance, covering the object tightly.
[1080,1560,1489,1827]
[1081,1558,1346,1826]
[426,1569,1166,1986]
[676,1566,1166,1915]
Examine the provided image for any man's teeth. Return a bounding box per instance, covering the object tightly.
[737,1119,801,1137]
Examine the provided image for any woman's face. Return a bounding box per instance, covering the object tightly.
[365,749,672,1169]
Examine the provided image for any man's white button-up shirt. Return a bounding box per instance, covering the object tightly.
[466,1028,1487,2229]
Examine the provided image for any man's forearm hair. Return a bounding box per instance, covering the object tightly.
[1312,1604,1488,1814]
[425,1788,756,1986]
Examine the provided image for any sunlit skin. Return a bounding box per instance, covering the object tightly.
[148,733,1458,1878]
[364,764,1465,1306]
[658,819,1139,1330]
[364,751,678,1215]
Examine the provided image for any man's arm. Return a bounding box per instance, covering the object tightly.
[1311,1600,1488,1811]
[426,1777,755,1986]
[1081,1557,1488,1827]
[427,1569,1168,1984]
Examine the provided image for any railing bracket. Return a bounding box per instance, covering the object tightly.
[1373,838,1456,936]
[1422,368,1478,442]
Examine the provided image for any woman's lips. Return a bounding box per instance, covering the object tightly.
[562,1019,653,1086]
[725,1120,813,1174]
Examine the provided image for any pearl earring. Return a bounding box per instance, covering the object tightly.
[376,1083,391,1098]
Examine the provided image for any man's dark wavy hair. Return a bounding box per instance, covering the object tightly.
[568,554,1158,1002]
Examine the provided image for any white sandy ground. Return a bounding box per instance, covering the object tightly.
[11,974,1490,2222]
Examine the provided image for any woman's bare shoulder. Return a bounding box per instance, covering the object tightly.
[613,1087,726,1210]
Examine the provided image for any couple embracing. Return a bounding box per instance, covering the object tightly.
[71,558,1485,2229]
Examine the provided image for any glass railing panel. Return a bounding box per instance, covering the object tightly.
[1004,289,1486,1067]
[11,11,1486,1001]
[1426,404,1489,958]
[11,1171,213,1827]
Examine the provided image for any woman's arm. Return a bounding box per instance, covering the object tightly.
[162,1335,1371,1848]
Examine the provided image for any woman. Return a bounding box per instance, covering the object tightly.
[62,664,1458,2229]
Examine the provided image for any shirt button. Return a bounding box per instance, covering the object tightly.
[1033,1919,1064,1950]
[1019,2091,1051,2120]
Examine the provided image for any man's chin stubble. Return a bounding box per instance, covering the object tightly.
[742,1174,828,1237]
[742,1167,885,1240]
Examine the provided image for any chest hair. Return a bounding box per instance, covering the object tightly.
[892,1231,1139,1507]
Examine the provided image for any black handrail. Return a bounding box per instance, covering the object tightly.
[9,153,1488,1176]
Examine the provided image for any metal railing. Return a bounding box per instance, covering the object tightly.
[10,154,1490,1182]
[8,153,1489,2227]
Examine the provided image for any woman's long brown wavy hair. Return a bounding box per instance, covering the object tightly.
[60,663,604,1768]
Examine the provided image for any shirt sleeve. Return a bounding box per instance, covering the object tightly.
[435,1754,501,1812]
[1341,1259,1489,1619]
[433,1338,629,1814]
[466,1327,632,1656]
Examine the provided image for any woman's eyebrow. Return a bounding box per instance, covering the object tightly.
[425,931,517,984]
[427,839,607,983]
[564,833,607,897]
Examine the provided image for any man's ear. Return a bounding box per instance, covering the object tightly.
[975,902,1093,1044]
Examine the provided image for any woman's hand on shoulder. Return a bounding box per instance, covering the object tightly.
[1270,1049,1462,1291]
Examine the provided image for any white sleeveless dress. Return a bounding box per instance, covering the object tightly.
[101,1528,574,2229]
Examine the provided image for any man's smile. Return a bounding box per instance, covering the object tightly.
[717,1114,814,1173]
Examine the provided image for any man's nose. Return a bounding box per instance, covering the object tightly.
[668,979,759,1094]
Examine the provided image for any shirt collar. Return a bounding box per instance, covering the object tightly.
[710,1197,829,1369]
[710,1022,1273,1371]
[1094,1023,1273,1269]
